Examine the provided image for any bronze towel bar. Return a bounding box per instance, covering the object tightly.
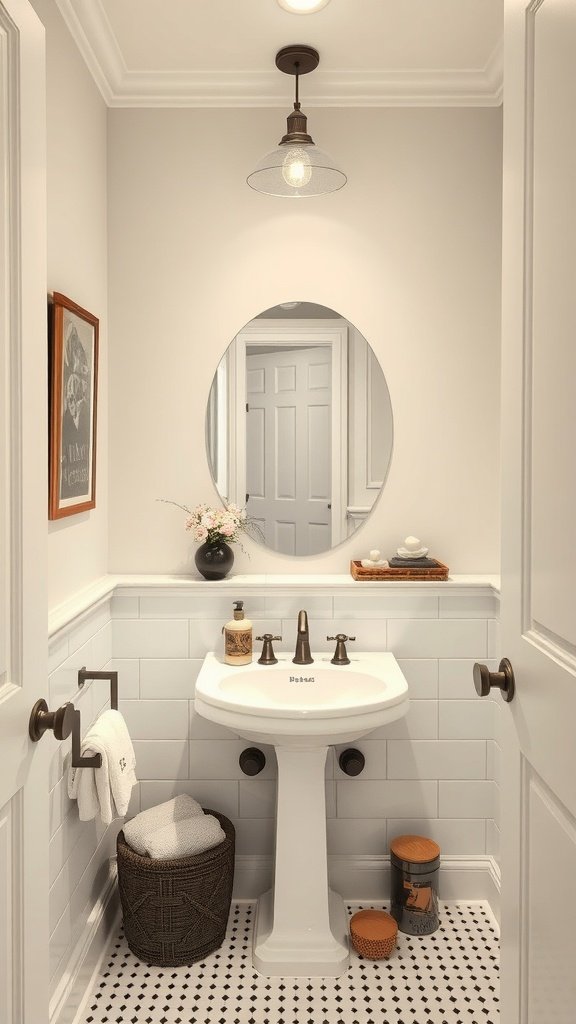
[78,667,118,710]
[28,668,119,767]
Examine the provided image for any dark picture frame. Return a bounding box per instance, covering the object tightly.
[49,292,99,519]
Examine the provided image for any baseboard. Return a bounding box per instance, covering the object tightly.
[233,854,501,920]
[49,863,120,1024]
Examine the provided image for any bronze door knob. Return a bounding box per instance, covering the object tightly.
[473,658,515,702]
[29,699,75,741]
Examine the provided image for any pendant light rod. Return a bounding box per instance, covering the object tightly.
[276,46,318,147]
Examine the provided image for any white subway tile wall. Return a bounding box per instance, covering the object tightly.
[110,589,500,866]
[48,584,501,997]
[48,598,119,1001]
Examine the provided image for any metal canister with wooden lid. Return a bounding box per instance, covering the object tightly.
[390,834,441,935]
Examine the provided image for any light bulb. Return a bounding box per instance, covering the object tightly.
[282,147,312,189]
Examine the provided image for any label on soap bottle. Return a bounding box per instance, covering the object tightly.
[224,627,252,660]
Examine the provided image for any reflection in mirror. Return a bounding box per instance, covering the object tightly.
[206,303,393,557]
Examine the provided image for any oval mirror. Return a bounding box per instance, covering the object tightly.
[206,302,393,557]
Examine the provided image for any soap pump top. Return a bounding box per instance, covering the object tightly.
[223,600,253,666]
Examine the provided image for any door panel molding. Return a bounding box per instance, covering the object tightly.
[519,0,539,640]
[521,759,576,1022]
[524,625,576,675]
[0,792,23,1024]
[0,8,23,696]
[522,0,576,655]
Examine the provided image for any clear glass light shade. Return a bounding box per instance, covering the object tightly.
[247,143,347,198]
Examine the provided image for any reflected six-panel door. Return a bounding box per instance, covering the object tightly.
[246,345,332,556]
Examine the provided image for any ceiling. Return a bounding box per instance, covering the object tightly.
[55,0,503,107]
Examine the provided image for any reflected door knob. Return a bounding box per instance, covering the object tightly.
[473,658,515,702]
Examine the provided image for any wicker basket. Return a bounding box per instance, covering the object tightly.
[350,909,398,959]
[117,809,235,966]
[350,559,449,581]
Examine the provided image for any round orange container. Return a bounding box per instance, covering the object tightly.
[350,909,398,960]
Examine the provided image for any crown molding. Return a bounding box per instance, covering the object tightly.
[55,0,503,108]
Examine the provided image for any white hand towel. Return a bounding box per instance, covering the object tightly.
[144,814,226,860]
[69,751,100,821]
[68,709,137,824]
[123,794,204,856]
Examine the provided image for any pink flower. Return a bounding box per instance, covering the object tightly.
[221,522,235,537]
[194,524,208,542]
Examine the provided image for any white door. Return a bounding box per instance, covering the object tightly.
[0,1,49,1021]
[246,347,333,556]
[500,2,576,1021]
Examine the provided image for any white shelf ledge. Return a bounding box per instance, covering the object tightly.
[49,572,500,639]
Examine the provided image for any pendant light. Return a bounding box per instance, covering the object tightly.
[247,45,347,198]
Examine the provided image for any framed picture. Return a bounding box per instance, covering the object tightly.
[49,292,99,519]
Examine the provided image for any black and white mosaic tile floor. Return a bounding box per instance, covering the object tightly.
[80,901,499,1024]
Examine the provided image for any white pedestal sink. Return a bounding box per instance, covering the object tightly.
[195,651,409,977]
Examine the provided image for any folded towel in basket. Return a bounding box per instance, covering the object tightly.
[144,813,226,860]
[68,709,137,824]
[123,794,204,856]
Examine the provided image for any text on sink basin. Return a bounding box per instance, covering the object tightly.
[289,674,315,683]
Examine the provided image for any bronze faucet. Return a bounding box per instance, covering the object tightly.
[293,609,313,665]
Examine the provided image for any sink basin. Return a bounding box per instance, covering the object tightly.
[195,651,409,747]
[195,649,409,979]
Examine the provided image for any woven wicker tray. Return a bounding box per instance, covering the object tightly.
[350,559,449,581]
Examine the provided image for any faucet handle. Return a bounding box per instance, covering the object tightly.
[256,634,282,666]
[326,633,356,665]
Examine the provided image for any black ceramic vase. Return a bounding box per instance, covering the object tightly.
[194,540,234,581]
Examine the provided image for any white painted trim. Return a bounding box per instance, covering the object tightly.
[365,353,385,491]
[92,68,505,110]
[49,577,114,639]
[52,0,120,105]
[48,572,501,636]
[233,854,501,918]
[53,0,503,108]
[110,573,501,595]
[50,864,119,1024]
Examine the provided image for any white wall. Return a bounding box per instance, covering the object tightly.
[31,0,109,610]
[108,106,502,576]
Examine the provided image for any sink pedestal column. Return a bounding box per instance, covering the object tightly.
[253,745,349,977]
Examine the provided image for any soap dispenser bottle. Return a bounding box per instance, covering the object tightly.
[223,600,253,666]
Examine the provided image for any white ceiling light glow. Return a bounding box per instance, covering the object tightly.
[277,0,332,13]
